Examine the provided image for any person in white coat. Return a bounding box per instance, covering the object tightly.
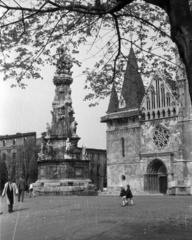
[2,178,18,213]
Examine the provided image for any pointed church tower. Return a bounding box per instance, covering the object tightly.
[107,83,119,113]
[101,47,145,195]
[121,47,145,110]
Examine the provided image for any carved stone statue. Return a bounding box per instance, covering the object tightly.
[70,120,78,136]
[47,140,53,156]
[38,142,46,160]
[46,123,51,137]
[81,145,88,160]
[65,138,72,155]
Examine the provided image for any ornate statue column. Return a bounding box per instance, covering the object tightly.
[34,46,96,196]
[38,46,80,161]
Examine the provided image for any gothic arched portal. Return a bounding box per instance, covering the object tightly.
[144,159,168,194]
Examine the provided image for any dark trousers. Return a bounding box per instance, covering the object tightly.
[18,189,25,202]
[8,204,13,213]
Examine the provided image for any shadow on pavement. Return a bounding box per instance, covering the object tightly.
[13,207,29,212]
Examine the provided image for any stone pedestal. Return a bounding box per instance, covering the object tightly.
[34,159,97,196]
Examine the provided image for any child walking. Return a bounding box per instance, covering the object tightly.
[119,175,128,207]
[126,185,134,205]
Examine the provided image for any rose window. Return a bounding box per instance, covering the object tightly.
[153,125,170,149]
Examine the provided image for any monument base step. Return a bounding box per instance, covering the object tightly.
[33,179,97,196]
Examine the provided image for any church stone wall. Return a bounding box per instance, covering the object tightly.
[106,126,142,193]
[140,118,182,156]
[182,120,192,161]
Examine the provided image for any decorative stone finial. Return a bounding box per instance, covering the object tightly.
[53,45,73,86]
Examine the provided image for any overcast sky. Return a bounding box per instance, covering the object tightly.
[0,48,109,150]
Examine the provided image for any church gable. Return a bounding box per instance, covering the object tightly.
[141,71,179,120]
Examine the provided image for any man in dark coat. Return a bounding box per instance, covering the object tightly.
[17,176,26,202]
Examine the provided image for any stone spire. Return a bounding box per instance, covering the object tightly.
[107,83,119,113]
[48,45,78,139]
[121,47,145,110]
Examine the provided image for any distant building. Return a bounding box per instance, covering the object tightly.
[0,132,37,192]
[85,148,107,191]
[101,47,192,195]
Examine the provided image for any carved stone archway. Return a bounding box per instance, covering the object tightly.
[144,159,168,194]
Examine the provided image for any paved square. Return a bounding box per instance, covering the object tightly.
[0,195,192,240]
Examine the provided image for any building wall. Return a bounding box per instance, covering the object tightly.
[86,149,107,191]
[106,118,143,193]
[103,72,192,195]
[0,132,37,192]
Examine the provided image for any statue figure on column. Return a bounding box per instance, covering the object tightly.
[46,123,51,138]
[38,142,46,160]
[70,120,78,137]
[81,145,88,160]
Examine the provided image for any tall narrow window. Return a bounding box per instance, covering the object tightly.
[13,139,16,145]
[161,84,165,107]
[142,113,145,120]
[173,108,176,115]
[146,96,150,110]
[166,93,170,107]
[97,165,100,176]
[162,109,165,118]
[168,108,171,117]
[156,79,160,108]
[121,138,125,157]
[3,140,6,146]
[151,86,155,109]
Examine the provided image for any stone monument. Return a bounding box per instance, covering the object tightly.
[34,46,97,195]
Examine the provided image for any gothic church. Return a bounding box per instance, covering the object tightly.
[101,47,192,195]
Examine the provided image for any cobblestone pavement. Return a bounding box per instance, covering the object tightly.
[0,195,192,240]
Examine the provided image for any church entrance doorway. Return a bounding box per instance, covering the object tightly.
[144,159,167,194]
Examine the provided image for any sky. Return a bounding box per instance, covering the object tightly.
[0,48,109,150]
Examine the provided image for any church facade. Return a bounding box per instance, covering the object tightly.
[101,48,192,195]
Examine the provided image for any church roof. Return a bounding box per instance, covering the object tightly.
[107,84,119,114]
[101,109,142,122]
[121,47,145,110]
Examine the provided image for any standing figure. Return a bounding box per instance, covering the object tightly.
[29,182,35,198]
[47,140,53,156]
[65,138,72,155]
[81,145,88,160]
[46,123,51,137]
[17,175,26,202]
[119,175,128,207]
[126,185,134,205]
[2,178,18,213]
[70,120,78,136]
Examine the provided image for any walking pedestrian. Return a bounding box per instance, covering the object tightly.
[1,178,18,213]
[126,184,134,205]
[17,175,26,202]
[29,182,35,198]
[119,175,128,207]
